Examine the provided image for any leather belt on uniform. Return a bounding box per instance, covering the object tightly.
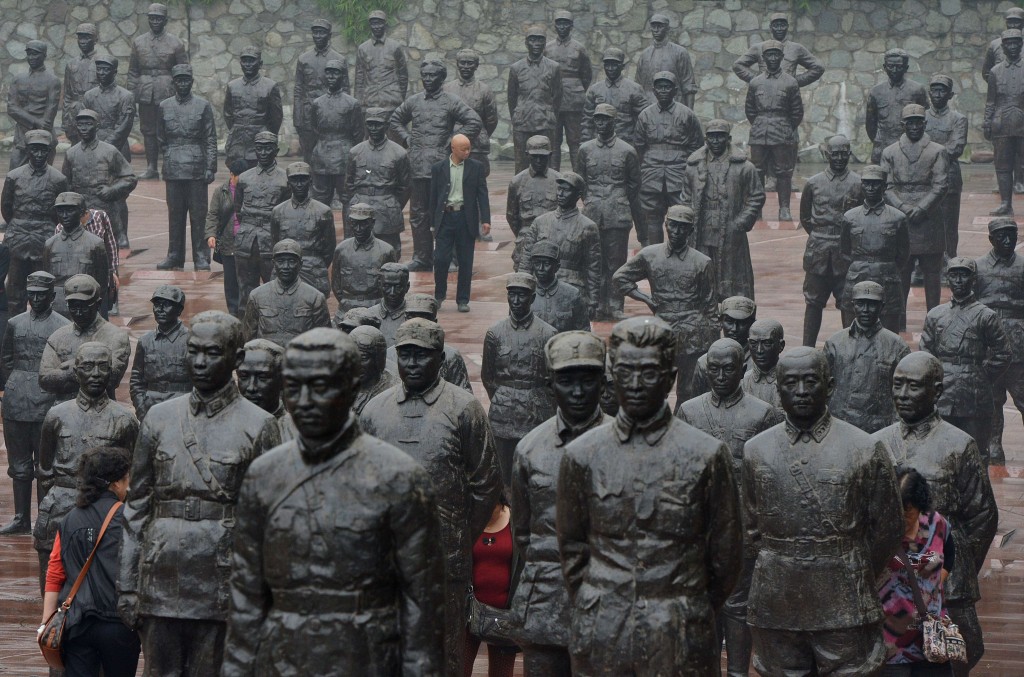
[444,204,464,212]
[355,187,390,196]
[994,309,1024,321]
[762,534,852,558]
[156,497,235,521]
[645,143,685,151]
[53,477,78,490]
[948,356,983,366]
[271,586,394,613]
[140,69,167,76]
[499,379,542,389]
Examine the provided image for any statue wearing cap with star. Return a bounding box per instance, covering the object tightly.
[309,60,363,209]
[507,135,562,263]
[44,193,110,318]
[508,26,563,173]
[544,10,593,171]
[926,75,967,258]
[530,239,590,333]
[865,48,928,164]
[82,52,136,162]
[270,162,337,295]
[582,47,649,146]
[127,3,189,179]
[7,40,60,170]
[331,203,398,319]
[986,28,1024,217]
[62,23,100,146]
[984,7,1024,81]
[130,285,190,420]
[382,293,472,391]
[224,45,283,170]
[636,13,697,107]
[294,18,350,163]
[242,239,331,347]
[733,12,824,88]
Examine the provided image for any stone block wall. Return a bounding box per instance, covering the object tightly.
[0,0,1012,160]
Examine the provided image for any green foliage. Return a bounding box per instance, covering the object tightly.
[317,0,406,44]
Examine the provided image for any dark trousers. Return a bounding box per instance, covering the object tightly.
[879,662,954,676]
[377,232,402,259]
[166,180,210,266]
[941,191,962,257]
[946,415,991,465]
[141,616,226,677]
[947,603,984,677]
[7,252,42,315]
[752,622,887,676]
[433,210,475,304]
[514,129,555,174]
[138,104,161,171]
[901,252,943,314]
[522,644,572,677]
[220,254,240,316]
[553,112,582,171]
[991,361,1024,457]
[297,127,317,163]
[598,228,630,319]
[312,173,345,207]
[4,419,43,483]
[235,241,274,310]
[63,618,141,677]
[641,183,682,245]
[409,178,433,267]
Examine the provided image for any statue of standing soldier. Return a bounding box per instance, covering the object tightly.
[7,40,60,170]
[636,13,697,108]
[354,10,408,134]
[61,23,99,147]
[445,49,498,179]
[733,13,824,89]
[331,203,397,319]
[224,46,284,171]
[545,10,592,171]
[582,48,649,148]
[741,319,785,411]
[129,285,190,421]
[242,240,331,347]
[985,29,1024,217]
[82,54,136,163]
[293,18,349,164]
[529,240,591,333]
[507,135,561,267]
[269,162,337,296]
[926,75,968,258]
[508,26,562,174]
[309,60,363,211]
[865,48,928,164]
[44,193,110,318]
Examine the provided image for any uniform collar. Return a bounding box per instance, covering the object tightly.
[536,280,559,297]
[900,411,940,440]
[614,404,672,445]
[81,138,99,151]
[785,409,832,444]
[273,277,300,295]
[863,200,886,216]
[258,161,278,175]
[382,300,406,319]
[556,407,605,446]
[509,312,535,330]
[314,46,331,57]
[175,93,193,104]
[372,37,386,46]
[658,100,676,113]
[297,415,360,465]
[950,293,976,308]
[710,386,744,408]
[424,88,443,100]
[397,377,445,404]
[825,168,849,181]
[765,69,783,78]
[156,321,185,341]
[73,315,102,336]
[76,390,109,412]
[666,243,688,259]
[291,195,311,209]
[529,166,549,178]
[243,74,262,86]
[596,135,617,148]
[750,364,777,384]
[557,206,580,219]
[850,319,882,338]
[987,249,1016,267]
[189,381,240,418]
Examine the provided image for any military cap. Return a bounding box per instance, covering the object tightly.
[530,240,561,260]
[602,47,626,63]
[649,13,670,25]
[25,271,56,292]
[64,274,100,302]
[25,41,47,54]
[526,25,547,38]
[147,3,168,16]
[456,49,480,62]
[368,10,387,22]
[94,53,118,68]
[769,12,789,24]
[901,103,926,120]
[555,171,585,193]
[861,164,887,181]
[348,203,375,220]
[851,281,884,301]
[946,256,977,274]
[324,59,345,72]
[364,107,390,123]
[507,272,537,291]
[24,129,52,146]
[311,18,332,30]
[761,40,784,54]
[406,293,438,316]
[720,295,756,319]
[1007,8,1024,20]
[988,216,1019,233]
[395,318,445,350]
[1003,29,1023,41]
[151,284,185,305]
[76,108,99,121]
[240,45,262,59]
[54,192,86,208]
[272,239,303,258]
[546,331,606,371]
[706,119,732,134]
[930,74,954,91]
[340,307,381,330]
[350,325,385,350]
[593,103,617,118]
[254,131,278,144]
[666,205,696,224]
[554,10,573,22]
[653,71,677,85]
[286,161,312,177]
[171,64,193,78]
[75,23,98,36]
[526,135,552,155]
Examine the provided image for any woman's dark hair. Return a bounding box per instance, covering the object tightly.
[897,467,931,514]
[76,446,131,508]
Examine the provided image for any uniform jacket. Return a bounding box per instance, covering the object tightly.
[43,228,110,316]
[38,315,130,402]
[926,107,967,191]
[634,101,703,193]
[345,138,411,236]
[205,179,238,256]
[866,79,928,154]
[61,139,138,214]
[235,162,291,257]
[390,91,482,179]
[740,365,783,412]
[82,83,136,157]
[0,307,70,422]
[224,75,284,166]
[62,51,98,140]
[127,31,189,104]
[269,197,337,294]
[7,66,61,146]
[733,39,824,87]
[158,93,218,181]
[880,134,949,255]
[242,278,331,347]
[331,237,397,309]
[975,249,1024,362]
[506,167,561,237]
[745,71,803,146]
[676,389,781,475]
[354,37,408,109]
[636,40,697,100]
[481,313,557,439]
[799,169,862,276]
[985,57,1024,138]
[129,321,190,420]
[0,165,67,258]
[293,47,349,130]
[532,280,590,333]
[310,90,363,176]
[508,56,562,132]
[545,38,593,112]
[582,77,649,144]
[444,77,498,155]
[518,207,602,312]
[578,136,643,231]
[840,201,910,311]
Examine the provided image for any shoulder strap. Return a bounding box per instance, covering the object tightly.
[789,461,840,534]
[893,552,930,619]
[180,412,227,500]
[61,501,123,611]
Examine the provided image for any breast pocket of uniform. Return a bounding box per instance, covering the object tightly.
[293,307,314,325]
[655,479,699,538]
[815,468,851,518]
[259,307,280,328]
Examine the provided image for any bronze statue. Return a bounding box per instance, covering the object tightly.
[129,285,189,421]
[242,239,331,347]
[237,337,294,442]
[681,119,766,301]
[44,193,109,317]
[310,60,363,208]
[507,135,561,268]
[368,262,410,347]
[840,164,910,333]
[127,2,189,179]
[741,319,784,410]
[331,203,397,319]
[224,46,283,170]
[337,306,382,333]
[384,293,472,392]
[926,75,967,258]
[675,337,781,677]
[613,204,718,400]
[0,130,67,315]
[582,49,649,147]
[733,13,824,89]
[509,26,562,174]
[557,316,742,675]
[119,311,280,674]
[975,217,1024,465]
[349,325,397,415]
[866,48,928,164]
[742,347,903,676]
[390,60,481,271]
[545,10,592,171]
[7,40,60,170]
[38,274,129,402]
[444,49,498,178]
[0,272,69,535]
[511,331,609,676]
[294,18,349,163]
[985,29,1024,217]
[690,295,757,398]
[799,135,862,346]
[823,281,910,434]
[983,7,1024,82]
[346,107,411,256]
[270,162,337,296]
[744,40,803,222]
[62,23,99,146]
[354,10,408,123]
[81,53,136,162]
[920,257,1012,464]
[35,342,139,590]
[634,71,703,245]
[876,352,1000,676]
[360,318,501,677]
[517,172,601,318]
[157,64,218,269]
[578,104,643,319]
[530,240,590,333]
[234,131,291,308]
[223,328,444,675]
[636,14,697,108]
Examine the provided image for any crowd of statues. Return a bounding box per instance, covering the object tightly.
[1,4,1023,676]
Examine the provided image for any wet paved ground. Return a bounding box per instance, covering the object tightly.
[2,157,1024,675]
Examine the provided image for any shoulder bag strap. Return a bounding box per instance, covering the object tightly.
[892,552,930,620]
[789,461,840,534]
[60,501,123,611]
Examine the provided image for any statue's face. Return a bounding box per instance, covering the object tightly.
[748,326,783,372]
[75,346,111,398]
[27,143,50,169]
[152,298,183,328]
[665,219,692,251]
[351,217,374,241]
[420,65,445,93]
[324,68,343,91]
[825,141,851,174]
[27,288,54,314]
[240,54,261,79]
[284,349,356,440]
[187,322,240,393]
[381,274,409,308]
[594,114,615,138]
[929,84,952,110]
[76,116,97,142]
[456,58,478,81]
[551,366,604,424]
[770,20,788,41]
[311,26,330,50]
[77,33,96,55]
[287,174,312,198]
[1009,18,1024,31]
[366,119,387,142]
[612,343,674,421]
[507,287,535,320]
[603,59,624,81]
[853,298,883,327]
[274,254,301,287]
[777,354,833,422]
[96,62,116,86]
[396,344,444,393]
[947,269,975,298]
[883,55,908,80]
[148,14,167,34]
[531,256,558,287]
[356,343,381,382]
[526,35,546,58]
[528,152,549,175]
[254,142,278,166]
[862,178,886,203]
[67,298,99,329]
[653,79,677,107]
[25,48,45,70]
[237,349,282,413]
[1004,38,1024,61]
[990,227,1018,258]
[554,19,573,40]
[56,205,84,229]
[650,22,669,41]
[892,361,940,424]
[705,131,730,157]
[555,182,580,208]
[172,75,192,98]
[706,348,744,398]
[721,315,753,345]
[763,49,784,73]
[903,117,926,142]
[369,18,387,40]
